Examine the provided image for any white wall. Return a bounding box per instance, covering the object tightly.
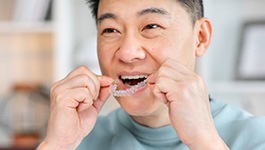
[244,0,265,21]
[202,0,265,82]
[202,0,265,115]
[202,0,244,81]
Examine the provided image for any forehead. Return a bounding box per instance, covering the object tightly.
[97,0,185,19]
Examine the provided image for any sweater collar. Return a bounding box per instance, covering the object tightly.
[117,100,220,142]
[117,109,180,141]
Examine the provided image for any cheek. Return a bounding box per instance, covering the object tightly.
[179,36,198,66]
[144,38,171,63]
[97,45,113,76]
[158,34,196,66]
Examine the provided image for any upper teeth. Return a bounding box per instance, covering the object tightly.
[121,75,148,80]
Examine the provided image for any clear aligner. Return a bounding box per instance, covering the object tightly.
[110,80,147,97]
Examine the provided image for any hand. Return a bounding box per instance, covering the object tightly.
[38,66,113,150]
[148,59,229,150]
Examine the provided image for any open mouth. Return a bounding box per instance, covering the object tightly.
[119,75,148,87]
[110,75,148,97]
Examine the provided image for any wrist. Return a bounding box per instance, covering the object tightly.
[187,131,229,150]
[37,139,76,150]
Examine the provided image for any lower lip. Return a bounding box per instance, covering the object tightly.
[135,84,148,94]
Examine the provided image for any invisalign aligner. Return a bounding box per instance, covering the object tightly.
[110,80,147,97]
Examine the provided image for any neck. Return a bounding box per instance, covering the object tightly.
[131,107,171,128]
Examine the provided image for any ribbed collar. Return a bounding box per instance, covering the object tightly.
[117,100,221,142]
[117,109,180,141]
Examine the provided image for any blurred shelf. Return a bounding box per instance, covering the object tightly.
[0,21,54,33]
[209,81,265,94]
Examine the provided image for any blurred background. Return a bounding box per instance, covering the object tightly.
[0,0,265,149]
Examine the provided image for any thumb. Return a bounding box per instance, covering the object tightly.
[93,86,111,113]
[93,75,113,99]
[98,76,114,87]
[147,72,157,84]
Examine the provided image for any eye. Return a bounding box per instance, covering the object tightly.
[102,28,119,34]
[143,24,160,30]
[141,23,164,38]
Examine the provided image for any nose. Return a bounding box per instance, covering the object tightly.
[115,33,146,63]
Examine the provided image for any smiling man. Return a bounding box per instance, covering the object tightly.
[38,0,265,150]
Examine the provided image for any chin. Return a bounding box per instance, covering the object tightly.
[116,92,163,117]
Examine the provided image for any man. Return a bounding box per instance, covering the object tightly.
[38,0,265,149]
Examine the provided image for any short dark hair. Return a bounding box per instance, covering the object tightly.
[86,0,204,25]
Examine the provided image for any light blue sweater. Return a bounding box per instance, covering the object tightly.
[77,100,265,150]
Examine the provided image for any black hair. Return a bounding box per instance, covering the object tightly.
[86,0,204,25]
[179,0,204,24]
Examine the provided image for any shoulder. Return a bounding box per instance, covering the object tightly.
[232,116,265,139]
[211,100,265,149]
[227,116,265,149]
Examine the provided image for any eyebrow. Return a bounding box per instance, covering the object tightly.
[138,7,170,16]
[98,13,116,24]
[97,7,170,24]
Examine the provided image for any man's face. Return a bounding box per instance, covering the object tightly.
[96,0,199,115]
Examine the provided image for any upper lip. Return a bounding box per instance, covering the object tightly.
[118,72,150,78]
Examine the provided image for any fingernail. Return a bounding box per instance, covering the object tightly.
[147,73,156,84]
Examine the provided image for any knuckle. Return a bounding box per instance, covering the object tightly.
[81,88,90,95]
[50,91,64,106]
[78,65,88,70]
[156,68,168,80]
[50,82,66,104]
[50,83,60,99]
[80,87,94,100]
[77,65,89,73]
[87,98,93,106]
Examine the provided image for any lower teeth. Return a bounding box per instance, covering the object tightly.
[110,80,147,97]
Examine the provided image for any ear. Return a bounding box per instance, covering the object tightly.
[194,18,212,57]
